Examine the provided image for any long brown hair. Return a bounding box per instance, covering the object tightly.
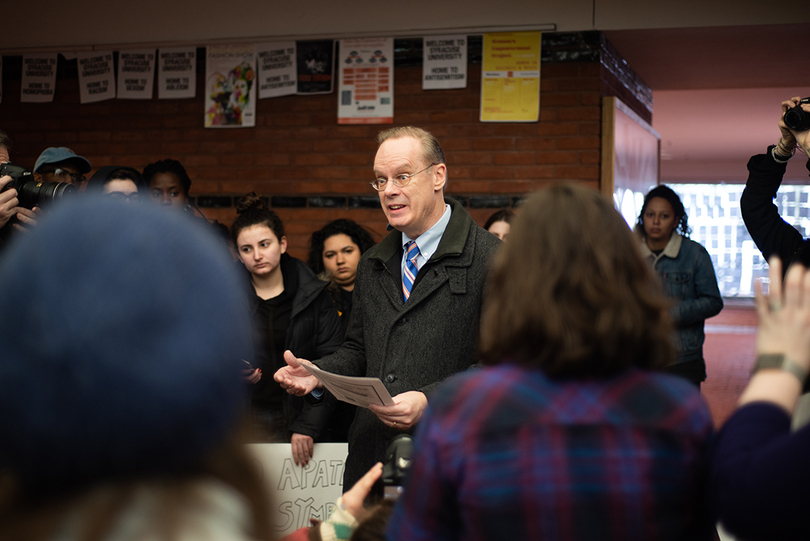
[480,184,673,377]
[0,421,275,541]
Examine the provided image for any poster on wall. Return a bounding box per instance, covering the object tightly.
[77,51,116,104]
[205,45,256,128]
[296,40,334,94]
[117,49,156,99]
[337,37,393,125]
[249,443,346,538]
[422,35,467,90]
[480,31,542,122]
[158,46,196,99]
[21,53,57,103]
[257,41,296,99]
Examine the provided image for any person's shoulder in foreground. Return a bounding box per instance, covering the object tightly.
[386,365,713,541]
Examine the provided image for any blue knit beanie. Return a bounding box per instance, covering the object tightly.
[0,198,252,494]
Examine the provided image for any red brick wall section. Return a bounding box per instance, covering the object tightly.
[1,62,606,260]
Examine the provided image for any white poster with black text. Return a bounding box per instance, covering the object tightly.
[158,46,196,99]
[77,51,116,103]
[21,53,57,103]
[422,35,467,89]
[257,41,296,99]
[117,49,156,99]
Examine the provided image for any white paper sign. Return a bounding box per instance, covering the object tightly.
[77,51,115,104]
[205,45,256,128]
[257,41,297,99]
[21,53,57,103]
[158,46,196,99]
[422,35,467,90]
[117,49,156,99]
[249,443,347,537]
[338,37,393,124]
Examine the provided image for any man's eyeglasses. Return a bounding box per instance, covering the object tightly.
[371,163,437,192]
[104,192,141,204]
[51,168,86,185]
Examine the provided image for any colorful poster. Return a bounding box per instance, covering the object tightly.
[422,35,467,90]
[77,51,116,104]
[249,443,346,537]
[205,45,256,128]
[158,46,196,99]
[21,53,57,103]
[117,49,156,99]
[480,32,542,122]
[296,40,334,94]
[337,37,393,125]
[257,41,296,99]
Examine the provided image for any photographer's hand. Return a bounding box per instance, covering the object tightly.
[0,175,19,229]
[781,97,810,159]
[12,206,40,233]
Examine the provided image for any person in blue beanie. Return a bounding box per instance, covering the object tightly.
[0,197,276,540]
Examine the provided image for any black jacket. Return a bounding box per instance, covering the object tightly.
[247,254,344,439]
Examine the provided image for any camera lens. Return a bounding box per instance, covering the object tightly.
[784,100,810,132]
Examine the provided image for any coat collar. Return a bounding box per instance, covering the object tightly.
[369,197,472,266]
[640,232,683,264]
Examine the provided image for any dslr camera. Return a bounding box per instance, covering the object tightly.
[0,163,77,209]
[783,98,810,132]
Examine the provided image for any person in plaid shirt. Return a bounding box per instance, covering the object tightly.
[387,184,716,541]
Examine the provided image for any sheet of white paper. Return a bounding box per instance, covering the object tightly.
[302,364,395,407]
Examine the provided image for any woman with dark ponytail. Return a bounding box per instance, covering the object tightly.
[231,193,343,466]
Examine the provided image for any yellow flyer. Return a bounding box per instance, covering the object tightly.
[480,32,541,122]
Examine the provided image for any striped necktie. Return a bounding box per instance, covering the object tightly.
[402,240,420,302]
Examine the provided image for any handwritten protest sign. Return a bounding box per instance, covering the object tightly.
[21,54,57,103]
[257,41,296,99]
[77,51,115,104]
[159,46,196,99]
[249,443,347,537]
[118,49,156,99]
[422,35,467,90]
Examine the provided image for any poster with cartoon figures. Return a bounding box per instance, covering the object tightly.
[205,45,256,128]
[338,37,393,124]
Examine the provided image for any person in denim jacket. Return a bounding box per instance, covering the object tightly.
[637,185,723,387]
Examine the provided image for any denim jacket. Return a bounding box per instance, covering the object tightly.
[640,233,723,365]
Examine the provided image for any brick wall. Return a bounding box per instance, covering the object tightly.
[0,32,649,260]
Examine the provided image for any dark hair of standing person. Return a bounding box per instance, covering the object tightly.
[483,208,514,231]
[231,193,284,246]
[142,159,192,197]
[480,183,673,377]
[635,185,691,237]
[307,219,376,275]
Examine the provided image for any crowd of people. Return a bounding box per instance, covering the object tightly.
[2,95,810,541]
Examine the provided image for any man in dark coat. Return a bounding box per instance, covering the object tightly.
[276,126,501,488]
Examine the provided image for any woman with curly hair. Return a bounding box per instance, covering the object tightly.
[636,185,723,388]
[307,219,376,332]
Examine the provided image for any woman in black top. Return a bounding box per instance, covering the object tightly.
[232,193,343,466]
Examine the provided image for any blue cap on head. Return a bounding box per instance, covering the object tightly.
[0,198,252,494]
[34,147,92,173]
